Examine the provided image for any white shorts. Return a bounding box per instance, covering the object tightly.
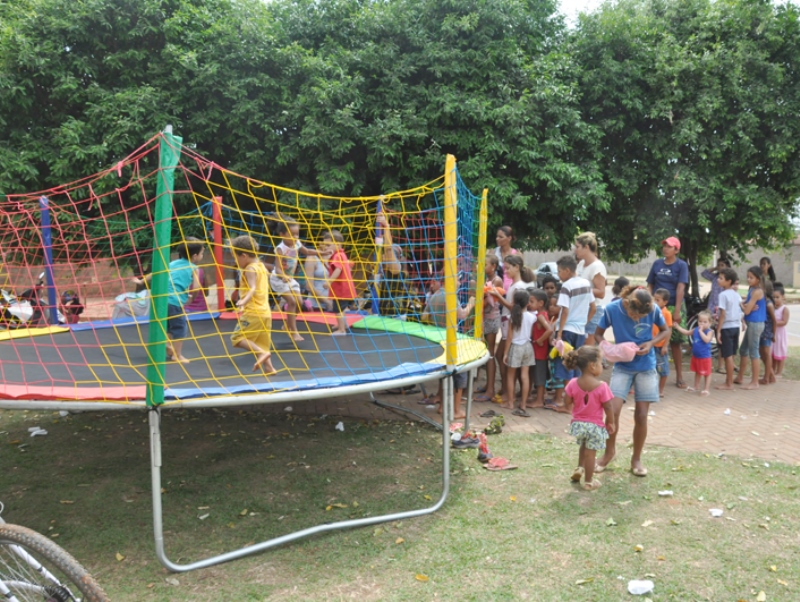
[269,274,301,295]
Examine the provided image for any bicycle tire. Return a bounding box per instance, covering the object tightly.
[0,523,109,602]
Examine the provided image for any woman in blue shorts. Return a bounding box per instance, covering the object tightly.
[593,286,669,477]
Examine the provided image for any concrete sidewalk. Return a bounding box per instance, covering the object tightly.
[264,378,800,465]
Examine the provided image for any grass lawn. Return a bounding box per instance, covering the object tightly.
[2,402,799,601]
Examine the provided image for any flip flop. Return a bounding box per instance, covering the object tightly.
[417,396,440,405]
[483,457,518,471]
[491,395,504,404]
[512,409,531,418]
[474,394,493,402]
[479,409,499,418]
[631,466,648,477]
[475,386,488,394]
[676,381,688,389]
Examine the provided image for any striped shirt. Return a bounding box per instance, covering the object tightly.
[557,276,594,335]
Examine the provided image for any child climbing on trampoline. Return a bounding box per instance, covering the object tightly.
[230,235,276,374]
[132,236,204,364]
[270,218,320,342]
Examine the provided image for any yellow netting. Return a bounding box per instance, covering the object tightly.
[0,133,486,404]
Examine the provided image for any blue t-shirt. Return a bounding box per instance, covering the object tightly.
[167,258,196,308]
[646,258,689,306]
[598,299,666,372]
[744,287,767,323]
[691,327,712,359]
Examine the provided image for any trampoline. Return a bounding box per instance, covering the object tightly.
[0,129,491,572]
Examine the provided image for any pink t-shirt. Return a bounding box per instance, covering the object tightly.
[566,379,613,427]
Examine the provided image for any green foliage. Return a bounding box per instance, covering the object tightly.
[572,0,800,289]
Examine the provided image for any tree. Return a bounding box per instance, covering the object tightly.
[572,0,800,293]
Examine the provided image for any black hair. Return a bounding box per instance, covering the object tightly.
[747,265,765,290]
[542,274,558,288]
[653,288,670,302]
[177,236,204,260]
[760,257,777,282]
[529,289,548,305]
[556,254,577,273]
[510,290,530,332]
[612,276,630,296]
[773,282,785,296]
[718,267,737,284]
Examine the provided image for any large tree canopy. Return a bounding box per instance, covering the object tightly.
[572,0,800,290]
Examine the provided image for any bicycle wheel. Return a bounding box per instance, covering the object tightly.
[0,524,109,602]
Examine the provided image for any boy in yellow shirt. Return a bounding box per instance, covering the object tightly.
[230,235,275,374]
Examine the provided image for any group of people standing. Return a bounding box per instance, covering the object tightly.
[474,228,790,490]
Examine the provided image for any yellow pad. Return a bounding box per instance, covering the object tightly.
[0,325,70,342]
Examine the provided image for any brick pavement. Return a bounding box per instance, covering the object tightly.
[260,377,800,465]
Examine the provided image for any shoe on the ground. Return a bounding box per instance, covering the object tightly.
[452,436,480,449]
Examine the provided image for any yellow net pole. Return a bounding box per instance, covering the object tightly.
[443,155,458,370]
[473,188,488,340]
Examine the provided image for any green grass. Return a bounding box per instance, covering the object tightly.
[2,406,799,601]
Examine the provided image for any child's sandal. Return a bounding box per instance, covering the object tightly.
[570,466,585,482]
[583,479,602,491]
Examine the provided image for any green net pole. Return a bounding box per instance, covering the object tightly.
[146,127,182,408]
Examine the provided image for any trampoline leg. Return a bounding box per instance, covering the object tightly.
[146,396,452,573]
[464,370,474,434]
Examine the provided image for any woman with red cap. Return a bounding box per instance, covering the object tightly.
[646,237,690,389]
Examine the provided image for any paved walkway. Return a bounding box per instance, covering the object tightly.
[261,377,800,465]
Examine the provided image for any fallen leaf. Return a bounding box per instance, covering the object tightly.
[239,508,248,516]
[115,552,124,562]
[778,579,788,586]
[423,494,432,501]
[769,565,777,572]
[606,518,617,527]
[59,500,74,505]
[575,578,594,585]
[165,577,179,586]
[395,537,404,544]
[757,591,766,601]
[634,545,644,553]
[510,496,517,502]
[641,520,654,527]
[657,556,666,561]
[415,574,429,582]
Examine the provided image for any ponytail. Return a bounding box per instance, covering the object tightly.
[510,290,530,332]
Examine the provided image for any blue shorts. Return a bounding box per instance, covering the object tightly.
[739,321,764,359]
[609,366,659,403]
[553,331,586,381]
[167,304,188,339]
[655,348,669,377]
[453,371,467,390]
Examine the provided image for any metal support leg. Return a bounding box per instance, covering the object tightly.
[148,401,451,572]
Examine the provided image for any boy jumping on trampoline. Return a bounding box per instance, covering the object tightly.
[132,236,204,364]
[230,235,276,374]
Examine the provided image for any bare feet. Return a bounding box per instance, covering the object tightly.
[714,384,734,390]
[291,333,305,342]
[528,402,545,408]
[741,383,759,390]
[500,403,515,410]
[254,353,276,374]
[595,454,615,473]
[700,390,710,396]
[453,413,467,420]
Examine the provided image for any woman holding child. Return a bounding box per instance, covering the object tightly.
[594,286,670,477]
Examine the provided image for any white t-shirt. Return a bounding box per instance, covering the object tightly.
[511,311,537,345]
[502,280,528,319]
[718,288,743,329]
[557,276,594,335]
[577,259,607,305]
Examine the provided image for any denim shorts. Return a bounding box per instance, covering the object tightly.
[739,321,764,359]
[584,305,605,341]
[609,366,659,403]
[553,331,586,381]
[167,304,188,339]
[655,348,669,377]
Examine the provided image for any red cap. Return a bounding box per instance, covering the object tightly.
[661,236,681,251]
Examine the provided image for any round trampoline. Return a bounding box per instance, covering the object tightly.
[0,131,491,573]
[0,312,484,405]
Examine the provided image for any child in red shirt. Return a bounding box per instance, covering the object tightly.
[528,289,554,408]
[323,230,357,335]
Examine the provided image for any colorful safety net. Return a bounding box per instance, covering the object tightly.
[0,132,488,405]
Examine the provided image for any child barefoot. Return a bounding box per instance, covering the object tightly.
[500,290,536,415]
[771,283,789,379]
[673,310,714,395]
[564,346,615,491]
[322,229,356,335]
[230,235,276,374]
[529,289,554,408]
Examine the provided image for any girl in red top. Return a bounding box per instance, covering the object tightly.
[323,230,357,336]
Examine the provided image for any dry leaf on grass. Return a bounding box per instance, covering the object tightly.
[606,518,617,526]
[395,537,404,544]
[641,520,654,527]
[575,578,594,585]
[415,574,429,582]
[115,552,124,562]
[757,591,766,601]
